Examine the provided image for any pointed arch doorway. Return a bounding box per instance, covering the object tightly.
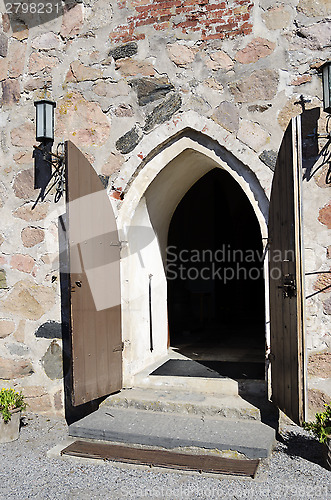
[65,118,306,424]
[166,168,266,379]
[119,135,271,389]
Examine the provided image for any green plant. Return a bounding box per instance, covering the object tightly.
[303,404,331,444]
[0,388,27,424]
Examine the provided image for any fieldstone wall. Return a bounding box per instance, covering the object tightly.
[0,1,330,414]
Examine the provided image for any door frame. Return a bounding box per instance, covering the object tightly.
[116,131,271,387]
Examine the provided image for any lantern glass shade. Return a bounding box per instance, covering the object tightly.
[322,62,331,114]
[34,100,56,141]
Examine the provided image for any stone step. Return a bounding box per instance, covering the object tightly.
[132,351,267,397]
[238,379,267,397]
[134,372,239,395]
[69,406,275,459]
[101,388,263,421]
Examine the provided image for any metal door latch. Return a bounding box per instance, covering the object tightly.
[71,281,82,292]
[278,274,296,298]
[113,342,124,352]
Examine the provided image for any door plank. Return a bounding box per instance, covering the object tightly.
[269,116,307,425]
[65,141,122,406]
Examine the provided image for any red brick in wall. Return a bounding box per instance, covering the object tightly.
[110,0,253,43]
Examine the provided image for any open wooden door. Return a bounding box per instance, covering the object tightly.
[269,115,307,425]
[65,141,122,406]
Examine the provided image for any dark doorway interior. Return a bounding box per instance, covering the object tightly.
[167,168,266,367]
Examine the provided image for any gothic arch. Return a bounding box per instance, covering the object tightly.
[115,119,272,385]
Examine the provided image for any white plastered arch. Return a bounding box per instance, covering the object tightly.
[114,113,273,386]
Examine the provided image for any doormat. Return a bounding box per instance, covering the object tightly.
[61,440,260,477]
[150,359,265,380]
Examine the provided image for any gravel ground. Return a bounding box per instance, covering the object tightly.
[0,413,330,499]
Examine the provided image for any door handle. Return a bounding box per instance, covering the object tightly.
[71,281,82,292]
[278,274,296,298]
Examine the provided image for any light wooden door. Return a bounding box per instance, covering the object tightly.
[269,116,307,425]
[65,141,122,406]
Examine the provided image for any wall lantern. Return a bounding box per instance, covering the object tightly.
[321,62,331,114]
[33,99,64,201]
[34,99,56,141]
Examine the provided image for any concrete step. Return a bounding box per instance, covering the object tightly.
[134,374,239,395]
[101,388,263,421]
[238,379,267,397]
[132,350,267,397]
[133,358,240,395]
[69,406,275,459]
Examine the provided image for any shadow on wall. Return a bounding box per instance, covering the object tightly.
[58,213,103,425]
[302,107,331,184]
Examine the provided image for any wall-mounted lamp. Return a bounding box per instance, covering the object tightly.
[34,99,56,142]
[306,62,331,142]
[321,61,331,114]
[33,99,65,202]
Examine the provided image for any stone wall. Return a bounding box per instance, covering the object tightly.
[0,0,330,414]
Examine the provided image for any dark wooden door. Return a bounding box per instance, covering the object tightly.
[269,116,307,425]
[65,141,122,406]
